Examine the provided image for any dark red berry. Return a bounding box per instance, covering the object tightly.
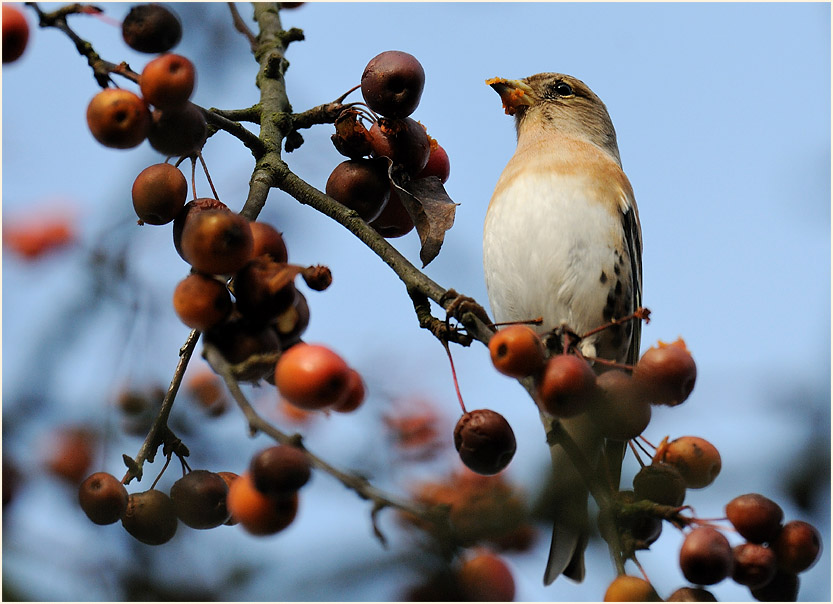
[148,103,207,157]
[453,409,516,475]
[369,187,414,238]
[78,472,129,525]
[170,470,230,529]
[732,543,777,588]
[325,158,391,222]
[590,370,652,441]
[250,445,311,495]
[536,354,597,418]
[749,569,799,602]
[633,338,696,406]
[361,50,425,119]
[725,493,784,544]
[121,489,178,545]
[417,138,450,183]
[633,463,686,507]
[771,520,822,573]
[122,4,182,54]
[368,117,430,175]
[679,527,733,585]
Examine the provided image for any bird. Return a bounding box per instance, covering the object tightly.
[483,73,642,584]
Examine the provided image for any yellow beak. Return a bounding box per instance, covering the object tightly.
[486,77,535,115]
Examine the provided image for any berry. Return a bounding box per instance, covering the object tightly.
[172,273,232,331]
[180,209,254,275]
[749,569,799,602]
[666,587,717,601]
[250,445,311,495]
[121,489,178,545]
[226,472,298,535]
[536,354,597,418]
[274,291,310,347]
[44,426,95,484]
[274,343,352,410]
[86,88,151,149]
[78,472,129,525]
[325,158,391,222]
[417,138,450,183]
[457,551,515,602]
[232,257,298,323]
[603,575,660,601]
[488,324,545,379]
[679,526,733,585]
[147,102,207,157]
[330,109,372,159]
[204,317,281,382]
[216,471,240,525]
[332,368,365,413]
[140,53,196,110]
[360,50,425,119]
[653,436,721,489]
[369,187,414,238]
[122,4,182,54]
[771,520,822,573]
[131,163,188,225]
[633,338,696,406]
[170,470,230,529]
[725,493,783,544]
[732,543,777,588]
[453,409,516,475]
[250,221,288,263]
[2,4,29,64]
[172,197,230,259]
[590,370,652,441]
[368,117,431,175]
[633,463,686,506]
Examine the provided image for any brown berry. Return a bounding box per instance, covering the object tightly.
[633,463,686,507]
[132,163,188,225]
[122,4,182,54]
[666,587,717,601]
[170,470,230,529]
[250,445,311,495]
[121,489,178,545]
[147,102,207,157]
[749,569,799,601]
[86,88,151,149]
[732,543,777,588]
[360,50,425,119]
[226,472,298,535]
[590,370,652,441]
[180,209,253,275]
[325,158,391,222]
[454,409,516,475]
[368,117,431,175]
[250,221,288,263]
[536,354,597,418]
[633,338,696,406]
[274,343,352,410]
[217,471,239,525]
[369,187,414,238]
[603,575,660,601]
[172,197,230,259]
[172,273,231,331]
[232,257,298,323]
[3,4,29,64]
[488,325,545,379]
[78,472,129,525]
[725,493,784,544]
[771,520,822,573]
[653,436,721,489]
[204,317,281,382]
[140,53,196,110]
[417,138,450,183]
[679,526,733,585]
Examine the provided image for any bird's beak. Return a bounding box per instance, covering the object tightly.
[486,77,535,115]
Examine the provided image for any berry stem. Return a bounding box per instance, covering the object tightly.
[628,439,647,468]
[198,152,220,200]
[490,317,543,328]
[334,83,361,104]
[441,338,467,414]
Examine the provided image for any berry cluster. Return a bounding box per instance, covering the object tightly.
[326,50,451,239]
[78,444,313,544]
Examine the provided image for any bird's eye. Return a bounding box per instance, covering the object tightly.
[555,82,574,97]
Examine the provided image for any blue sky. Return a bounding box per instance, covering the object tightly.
[3,2,830,600]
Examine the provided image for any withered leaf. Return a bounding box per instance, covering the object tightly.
[387,162,458,267]
[331,109,372,159]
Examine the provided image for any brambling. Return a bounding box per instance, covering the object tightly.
[483,73,643,584]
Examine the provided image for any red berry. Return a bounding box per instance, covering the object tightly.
[332,368,365,413]
[417,139,450,183]
[536,354,597,418]
[360,50,425,119]
[771,520,822,573]
[140,53,196,110]
[172,197,230,259]
[250,221,288,263]
[725,493,783,544]
[666,587,717,601]
[226,472,298,535]
[78,472,129,525]
[172,273,232,331]
[749,569,799,601]
[131,163,188,225]
[86,88,151,150]
[121,489,178,545]
[180,209,254,275]
[488,325,545,379]
[369,187,414,238]
[679,526,734,585]
[633,338,696,406]
[732,543,777,588]
[590,370,652,441]
[170,470,230,529]
[457,551,515,602]
[232,257,298,324]
[453,409,516,475]
[633,463,686,507]
[2,4,29,64]
[325,158,391,222]
[274,343,352,410]
[147,102,207,157]
[368,117,431,175]
[603,575,660,601]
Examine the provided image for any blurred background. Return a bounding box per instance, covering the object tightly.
[2,2,830,601]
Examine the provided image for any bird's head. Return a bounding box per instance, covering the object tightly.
[487,73,620,164]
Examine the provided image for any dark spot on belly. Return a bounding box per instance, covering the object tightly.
[600,271,608,284]
[614,281,622,295]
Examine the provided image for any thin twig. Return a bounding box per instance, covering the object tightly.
[227,2,257,51]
